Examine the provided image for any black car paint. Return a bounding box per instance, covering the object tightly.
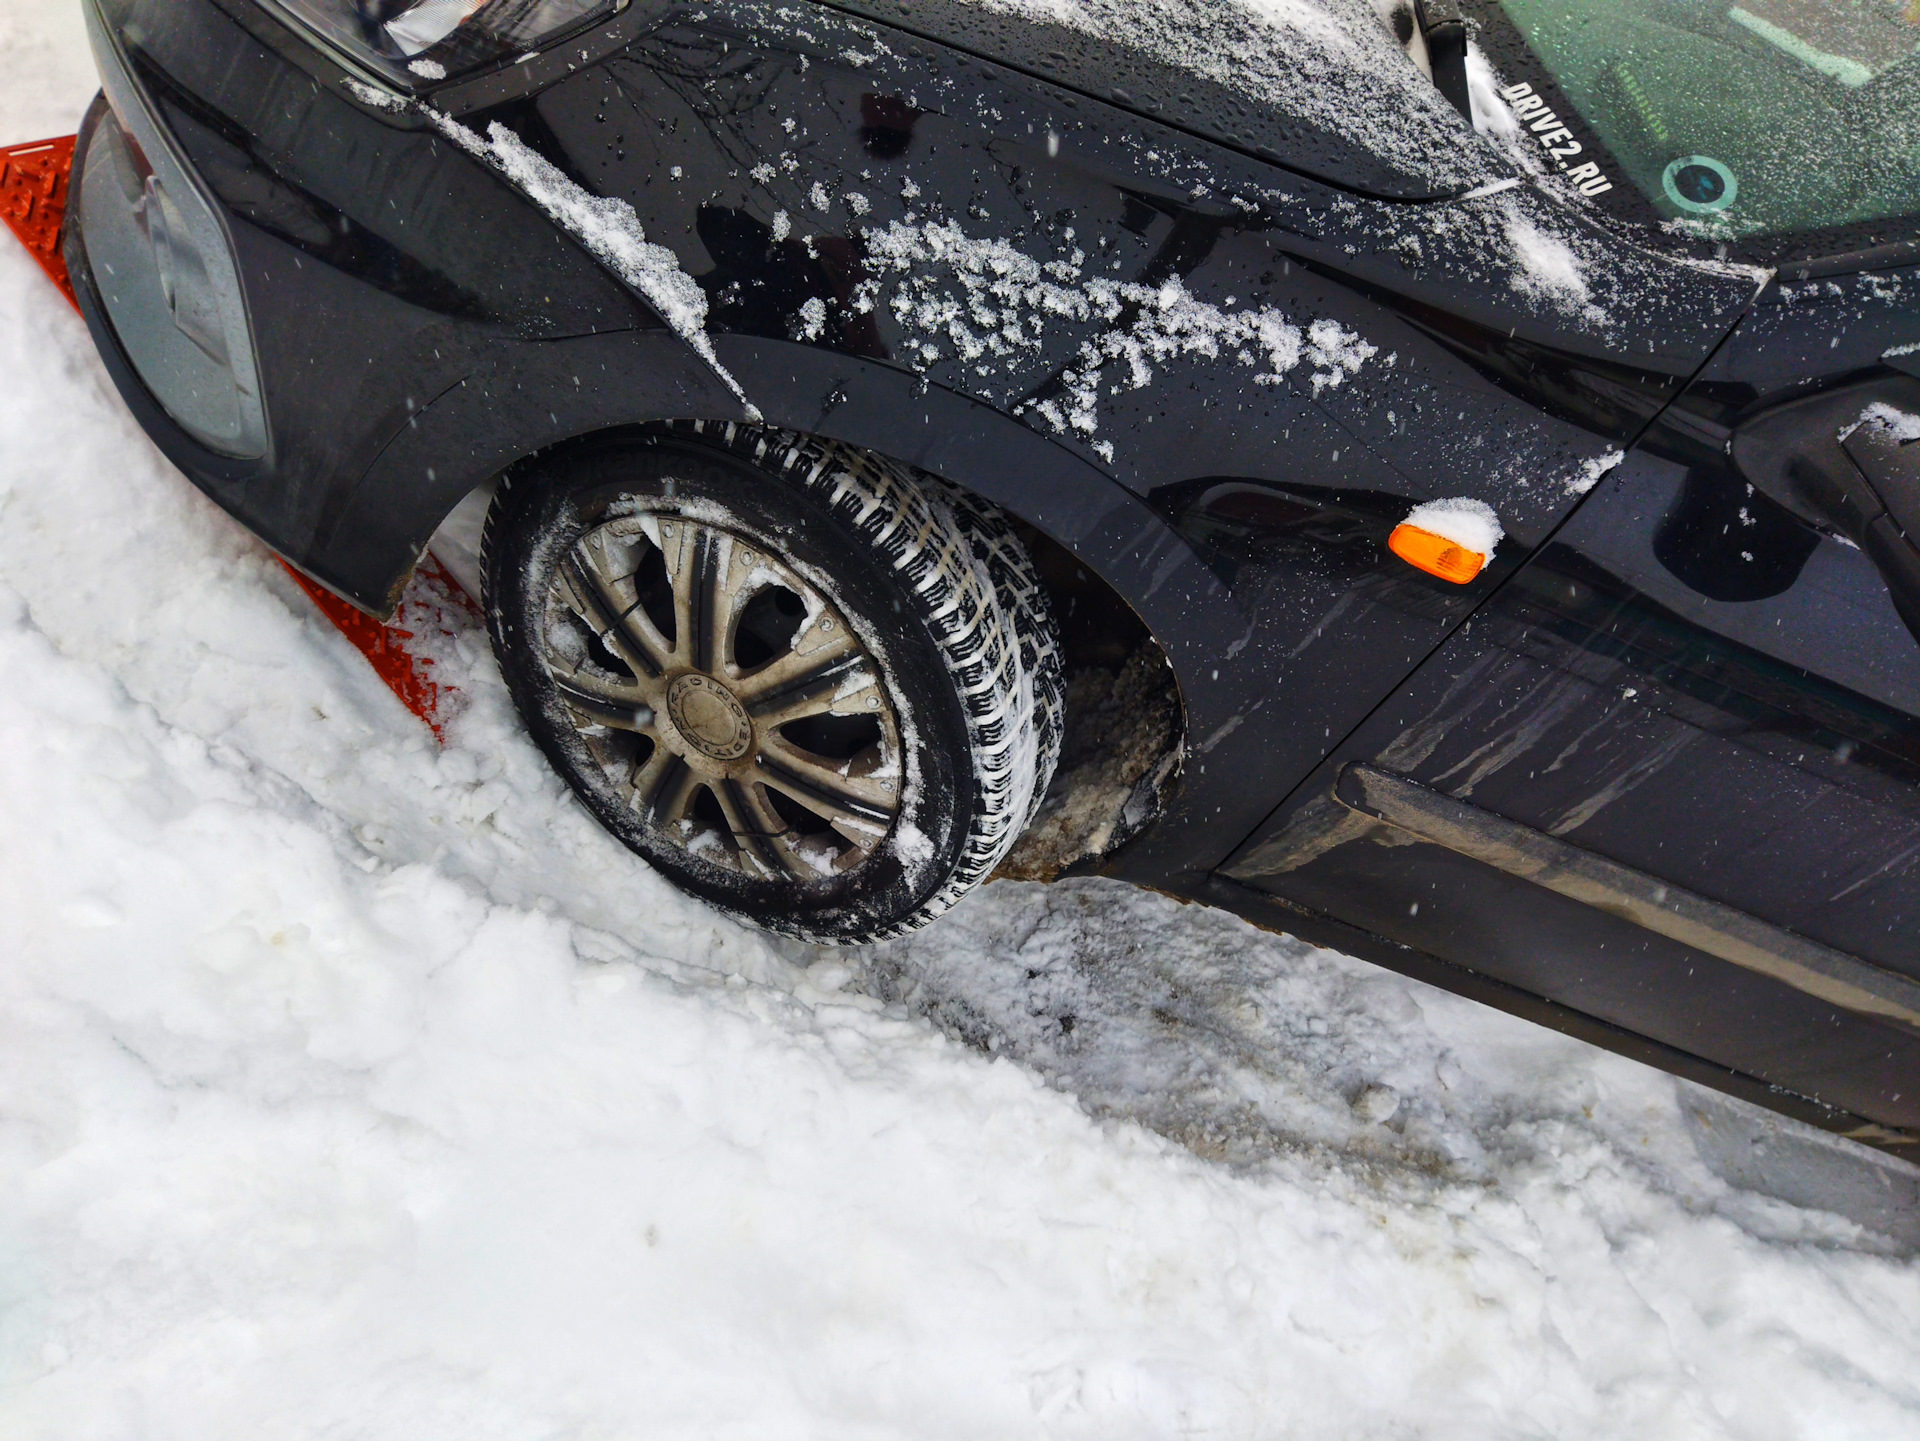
[809,0,1502,201]
[1227,271,1920,1138]
[66,0,1920,1151]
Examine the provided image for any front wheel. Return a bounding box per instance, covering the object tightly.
[482,424,1063,944]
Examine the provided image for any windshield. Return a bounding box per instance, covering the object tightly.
[1466,0,1920,249]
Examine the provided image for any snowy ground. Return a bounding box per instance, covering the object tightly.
[3,9,1919,1438]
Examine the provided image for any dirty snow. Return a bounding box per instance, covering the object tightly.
[1399,495,1505,555]
[998,646,1182,882]
[3,11,1920,1439]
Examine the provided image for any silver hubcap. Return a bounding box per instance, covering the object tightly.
[541,509,904,880]
[666,673,753,761]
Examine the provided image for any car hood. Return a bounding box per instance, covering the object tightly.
[813,0,1508,200]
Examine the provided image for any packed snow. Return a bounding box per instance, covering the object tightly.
[1500,210,1607,326]
[2,8,1919,1438]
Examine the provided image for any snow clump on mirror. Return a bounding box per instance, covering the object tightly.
[863,218,1377,443]
[1401,496,1504,555]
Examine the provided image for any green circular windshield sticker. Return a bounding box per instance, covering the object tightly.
[1662,156,1739,214]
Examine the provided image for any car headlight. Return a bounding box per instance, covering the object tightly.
[259,0,625,88]
[82,0,270,458]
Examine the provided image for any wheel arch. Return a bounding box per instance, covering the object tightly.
[315,330,1243,753]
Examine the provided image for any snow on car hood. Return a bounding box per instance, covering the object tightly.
[819,0,1507,198]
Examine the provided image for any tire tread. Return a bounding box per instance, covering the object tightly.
[673,423,1063,938]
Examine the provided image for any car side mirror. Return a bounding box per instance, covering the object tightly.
[1732,374,1920,644]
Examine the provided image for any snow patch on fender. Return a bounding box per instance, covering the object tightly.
[1843,401,1920,444]
[427,113,760,420]
[1501,211,1605,327]
[343,78,409,112]
[1401,496,1504,555]
[1568,449,1626,496]
[1304,316,1379,394]
[863,218,1377,446]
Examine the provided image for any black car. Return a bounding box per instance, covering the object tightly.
[64,0,1920,1153]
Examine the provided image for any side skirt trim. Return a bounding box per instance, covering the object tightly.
[1334,765,1920,1040]
[1191,873,1919,1156]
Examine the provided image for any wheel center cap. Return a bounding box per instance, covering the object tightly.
[666,672,753,762]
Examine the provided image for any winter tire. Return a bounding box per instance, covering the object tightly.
[938,486,1067,829]
[482,424,1064,943]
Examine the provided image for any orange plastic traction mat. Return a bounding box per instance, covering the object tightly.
[1,132,466,739]
[278,554,471,740]
[0,135,78,308]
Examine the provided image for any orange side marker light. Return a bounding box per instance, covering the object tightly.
[1389,522,1487,584]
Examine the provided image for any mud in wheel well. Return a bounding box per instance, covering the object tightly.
[997,520,1187,882]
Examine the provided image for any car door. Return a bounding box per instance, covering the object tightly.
[1220,258,1920,1143]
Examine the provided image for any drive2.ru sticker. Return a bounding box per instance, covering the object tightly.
[1499,82,1614,197]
